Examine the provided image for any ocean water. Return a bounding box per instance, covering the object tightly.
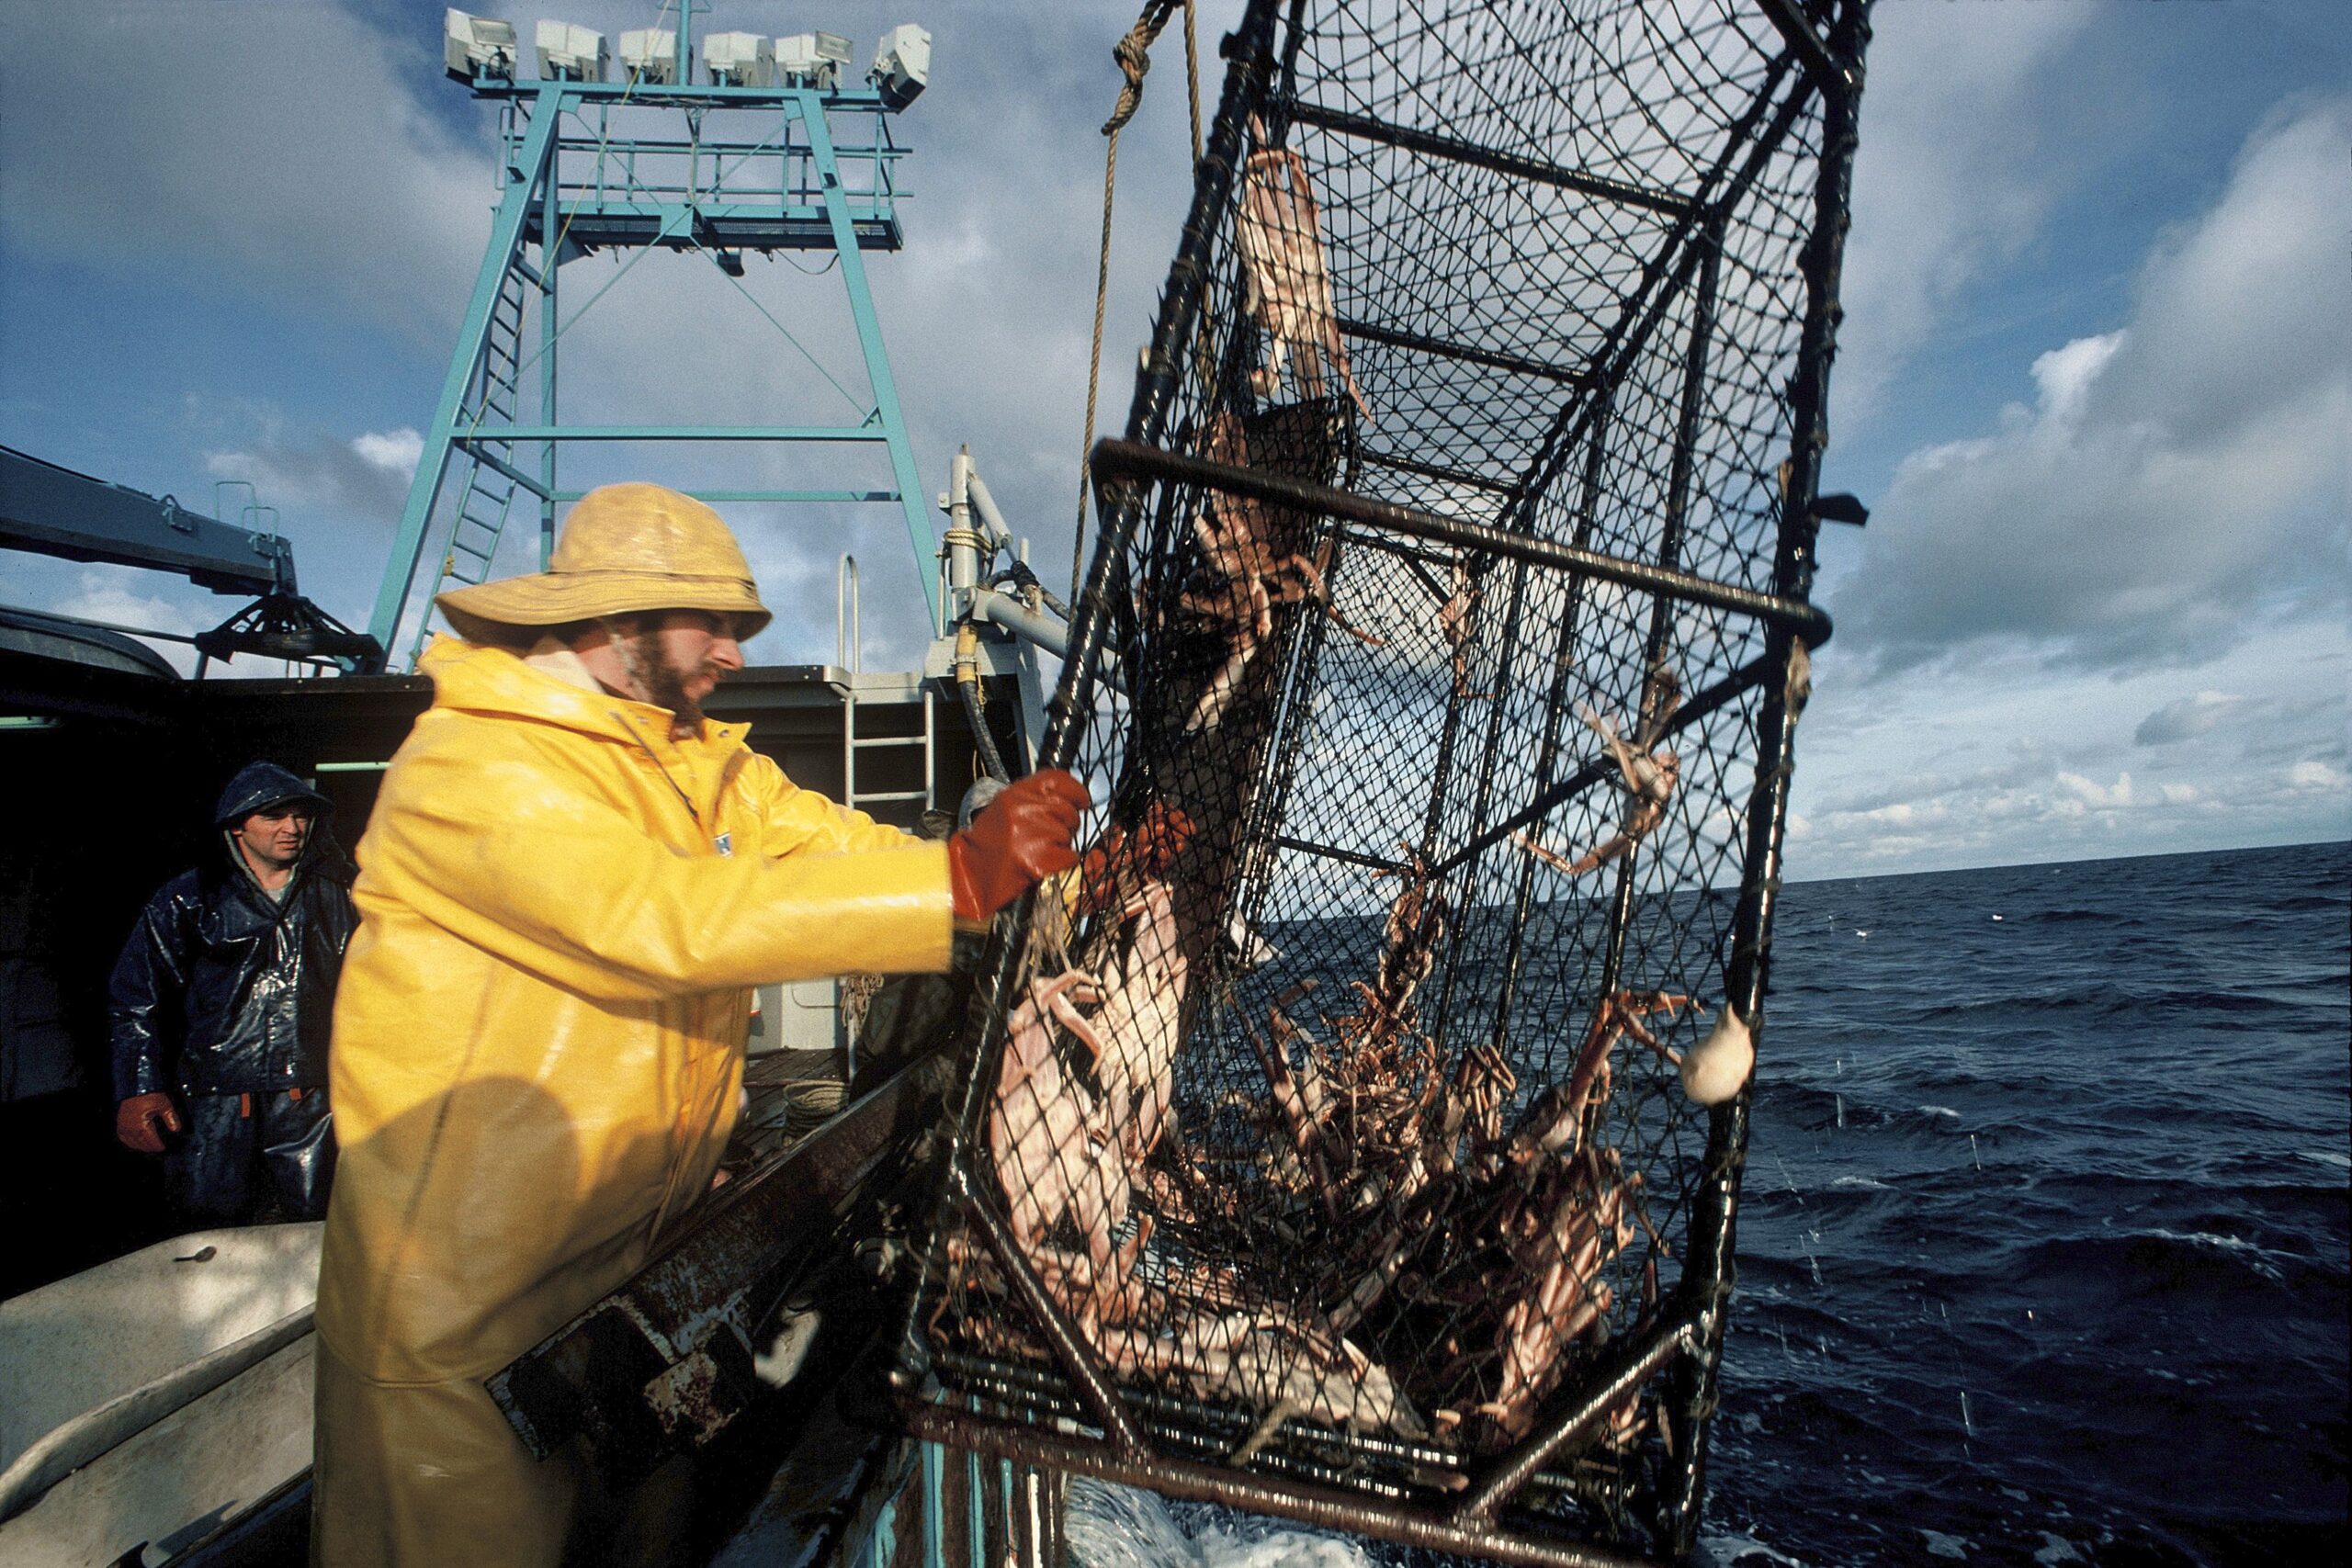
[1066,842,2351,1566]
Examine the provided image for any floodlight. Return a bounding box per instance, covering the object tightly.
[535,20,605,81]
[703,31,774,87]
[444,9,518,83]
[868,24,930,109]
[617,28,677,84]
[775,31,854,89]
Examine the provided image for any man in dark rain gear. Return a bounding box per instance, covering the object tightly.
[108,761,358,1224]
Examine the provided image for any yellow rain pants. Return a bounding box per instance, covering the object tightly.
[311,637,952,1565]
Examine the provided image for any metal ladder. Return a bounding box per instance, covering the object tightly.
[407,268,529,666]
[837,554,935,819]
[843,689,935,819]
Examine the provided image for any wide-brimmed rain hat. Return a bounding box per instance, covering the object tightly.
[435,482,772,643]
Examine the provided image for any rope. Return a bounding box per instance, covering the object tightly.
[1102,5,1176,139]
[1179,0,1221,409]
[1182,0,1203,164]
[1071,0,1196,609]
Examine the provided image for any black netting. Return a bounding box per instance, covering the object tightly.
[905,1,1864,1556]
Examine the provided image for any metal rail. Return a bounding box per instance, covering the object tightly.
[1089,439,1834,646]
[1286,100,1695,219]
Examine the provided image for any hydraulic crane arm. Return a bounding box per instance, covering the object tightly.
[0,444,292,596]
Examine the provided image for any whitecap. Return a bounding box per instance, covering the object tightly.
[2033,1532,2086,1564]
[1920,1528,1973,1560]
[1066,1480,1199,1568]
[1919,1105,1962,1120]
[2298,1149,2351,1170]
[1831,1175,1891,1190]
[1198,1525,1374,1568]
[2139,1226,2290,1281]
[1067,1479,1377,1568]
[1696,1529,1812,1567]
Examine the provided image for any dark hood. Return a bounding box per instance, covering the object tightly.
[213,761,332,829]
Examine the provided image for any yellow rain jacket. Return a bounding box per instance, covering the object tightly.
[312,637,952,1565]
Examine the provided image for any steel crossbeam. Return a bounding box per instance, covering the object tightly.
[368,73,939,665]
[1088,439,1833,645]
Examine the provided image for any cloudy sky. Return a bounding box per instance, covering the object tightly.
[1,0,2344,879]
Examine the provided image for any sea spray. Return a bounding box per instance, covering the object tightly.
[1066,1479,1374,1568]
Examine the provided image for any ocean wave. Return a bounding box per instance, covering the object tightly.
[1911,992,2108,1021]
[2147,987,2300,1015]
[1698,1529,1815,1567]
[2031,1530,2086,1564]
[2133,1225,2297,1280]
[2017,1225,2303,1292]
[1662,848,2342,1562]
[1899,983,2309,1028]
[2262,893,2349,914]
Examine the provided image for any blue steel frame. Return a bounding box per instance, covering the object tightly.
[369,64,940,666]
[397,45,996,1564]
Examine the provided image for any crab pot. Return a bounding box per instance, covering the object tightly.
[897,2,1871,1562]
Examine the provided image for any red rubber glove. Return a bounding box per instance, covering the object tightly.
[948,770,1090,920]
[116,1092,183,1155]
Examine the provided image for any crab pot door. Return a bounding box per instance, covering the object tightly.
[896,2,1871,1562]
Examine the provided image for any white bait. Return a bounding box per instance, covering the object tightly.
[1681,1006,1755,1105]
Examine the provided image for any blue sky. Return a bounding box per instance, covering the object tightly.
[1,0,2345,879]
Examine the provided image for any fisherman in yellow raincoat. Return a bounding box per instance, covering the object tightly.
[311,484,1087,1565]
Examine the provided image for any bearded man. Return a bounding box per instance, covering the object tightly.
[311,483,1086,1565]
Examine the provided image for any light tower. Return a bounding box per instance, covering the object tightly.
[369,7,936,670]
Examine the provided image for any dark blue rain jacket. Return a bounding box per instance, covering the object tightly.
[108,762,359,1100]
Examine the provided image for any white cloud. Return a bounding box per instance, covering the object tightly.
[1835,2,2098,421]
[51,567,201,676]
[2135,691,2247,746]
[0,5,490,339]
[2288,760,2349,791]
[2056,771,2133,810]
[1789,618,2348,875]
[1837,96,2352,670]
[6,3,2341,884]
[2092,97,2352,446]
[205,431,406,523]
[353,428,424,477]
[2029,331,2126,433]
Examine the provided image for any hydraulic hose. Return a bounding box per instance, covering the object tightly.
[954,621,1012,784]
